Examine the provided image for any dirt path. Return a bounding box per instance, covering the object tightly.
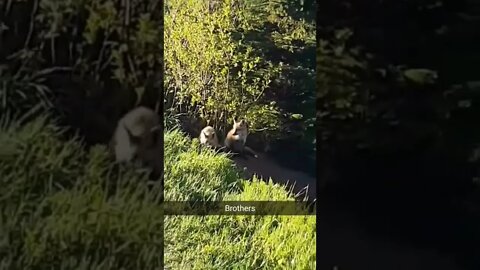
[231,153,316,201]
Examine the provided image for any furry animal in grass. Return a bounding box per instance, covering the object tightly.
[224,118,257,158]
[110,106,162,179]
[199,125,221,148]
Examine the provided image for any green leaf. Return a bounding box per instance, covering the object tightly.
[290,114,303,120]
[403,69,438,85]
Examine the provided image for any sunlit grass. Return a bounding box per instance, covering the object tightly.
[0,117,316,269]
[164,128,316,269]
[0,117,163,269]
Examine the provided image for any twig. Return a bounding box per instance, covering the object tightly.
[95,32,112,80]
[24,0,38,49]
[31,66,73,79]
[125,0,130,29]
[127,53,138,84]
[5,0,13,15]
[50,36,56,64]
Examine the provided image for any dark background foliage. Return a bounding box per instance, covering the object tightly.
[318,0,480,269]
[0,0,162,145]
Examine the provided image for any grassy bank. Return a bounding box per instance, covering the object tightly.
[0,116,164,269]
[164,129,316,269]
[0,117,316,269]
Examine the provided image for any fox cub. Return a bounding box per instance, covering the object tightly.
[110,106,162,179]
[199,125,221,148]
[224,118,257,158]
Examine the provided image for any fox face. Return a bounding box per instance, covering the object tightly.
[200,126,220,147]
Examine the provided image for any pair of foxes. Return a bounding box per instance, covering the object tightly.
[199,121,258,158]
[110,106,257,179]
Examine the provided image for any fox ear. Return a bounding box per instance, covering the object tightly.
[233,117,237,125]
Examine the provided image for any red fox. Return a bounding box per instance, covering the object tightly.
[224,118,257,158]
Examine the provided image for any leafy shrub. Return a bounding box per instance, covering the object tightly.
[164,0,315,144]
[165,0,279,132]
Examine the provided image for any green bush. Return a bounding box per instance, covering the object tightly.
[164,0,315,142]
[165,0,279,131]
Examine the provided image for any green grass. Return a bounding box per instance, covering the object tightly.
[0,117,316,269]
[164,214,316,270]
[0,116,163,269]
[164,130,242,201]
[164,129,316,269]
